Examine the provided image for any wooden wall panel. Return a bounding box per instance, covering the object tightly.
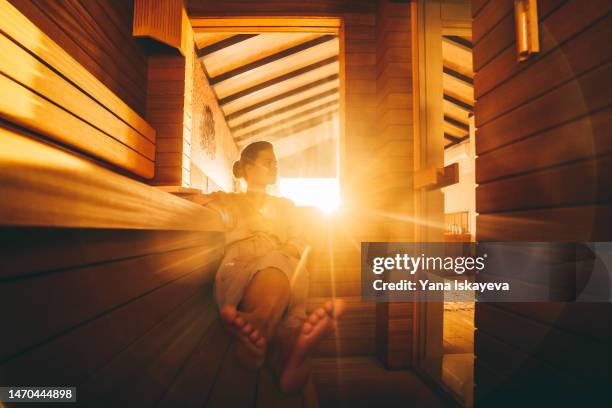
[9,0,148,117]
[374,0,414,369]
[473,0,612,404]
[1,0,155,178]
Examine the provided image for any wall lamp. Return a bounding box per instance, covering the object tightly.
[514,0,540,62]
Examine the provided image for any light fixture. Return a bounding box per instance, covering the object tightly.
[514,0,540,62]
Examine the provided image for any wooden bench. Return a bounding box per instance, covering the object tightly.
[0,122,318,407]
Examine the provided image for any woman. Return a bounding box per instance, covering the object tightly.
[201,141,345,393]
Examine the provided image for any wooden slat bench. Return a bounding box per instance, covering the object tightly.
[0,122,318,407]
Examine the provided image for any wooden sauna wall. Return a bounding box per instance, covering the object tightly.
[375,0,414,369]
[9,0,148,117]
[472,0,612,404]
[1,1,228,404]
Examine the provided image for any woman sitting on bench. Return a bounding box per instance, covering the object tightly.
[204,141,345,393]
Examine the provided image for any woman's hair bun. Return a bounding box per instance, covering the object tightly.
[232,159,244,179]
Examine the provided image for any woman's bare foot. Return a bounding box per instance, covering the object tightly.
[220,305,266,369]
[279,299,346,393]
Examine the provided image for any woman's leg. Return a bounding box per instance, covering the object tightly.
[220,267,291,368]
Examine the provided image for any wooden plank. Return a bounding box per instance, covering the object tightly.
[0,228,223,280]
[442,37,472,79]
[0,269,214,386]
[188,1,375,16]
[1,0,154,141]
[230,93,339,131]
[105,299,218,406]
[442,72,473,105]
[443,99,471,124]
[157,321,231,408]
[224,78,339,118]
[62,0,148,86]
[11,0,147,116]
[237,112,336,145]
[472,0,513,45]
[474,0,609,93]
[33,0,147,99]
[476,303,612,380]
[0,245,221,361]
[473,0,565,72]
[234,102,339,139]
[221,61,339,114]
[474,331,578,398]
[0,125,224,231]
[493,302,612,343]
[476,61,612,155]
[475,13,612,127]
[476,108,612,183]
[476,204,612,241]
[477,154,612,213]
[257,366,304,408]
[203,32,323,77]
[206,343,258,407]
[190,17,342,29]
[471,0,490,18]
[194,32,239,49]
[77,294,215,405]
[0,73,154,178]
[212,37,339,98]
[0,32,154,161]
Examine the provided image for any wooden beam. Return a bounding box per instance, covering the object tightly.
[197,34,257,56]
[219,56,338,105]
[190,17,341,32]
[443,98,471,124]
[414,163,459,190]
[209,34,335,84]
[444,93,473,112]
[223,75,339,117]
[444,35,473,49]
[232,101,339,139]
[227,87,339,128]
[443,72,474,105]
[444,121,468,138]
[193,32,236,49]
[442,37,473,79]
[444,115,469,131]
[237,112,336,144]
[200,33,323,77]
[443,66,473,85]
[230,94,339,133]
[220,63,339,114]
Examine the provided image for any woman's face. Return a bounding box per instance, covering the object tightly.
[244,148,278,186]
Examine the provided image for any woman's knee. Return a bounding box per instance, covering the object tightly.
[242,267,290,307]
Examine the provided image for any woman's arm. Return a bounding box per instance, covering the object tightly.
[191,191,236,230]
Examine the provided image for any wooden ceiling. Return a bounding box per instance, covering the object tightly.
[442,35,473,149]
[195,32,340,149]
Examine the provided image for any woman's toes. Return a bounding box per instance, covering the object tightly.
[316,308,327,318]
[234,316,245,328]
[255,336,265,348]
[302,322,313,334]
[249,329,260,342]
[242,323,254,336]
[220,305,237,324]
[308,313,319,324]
